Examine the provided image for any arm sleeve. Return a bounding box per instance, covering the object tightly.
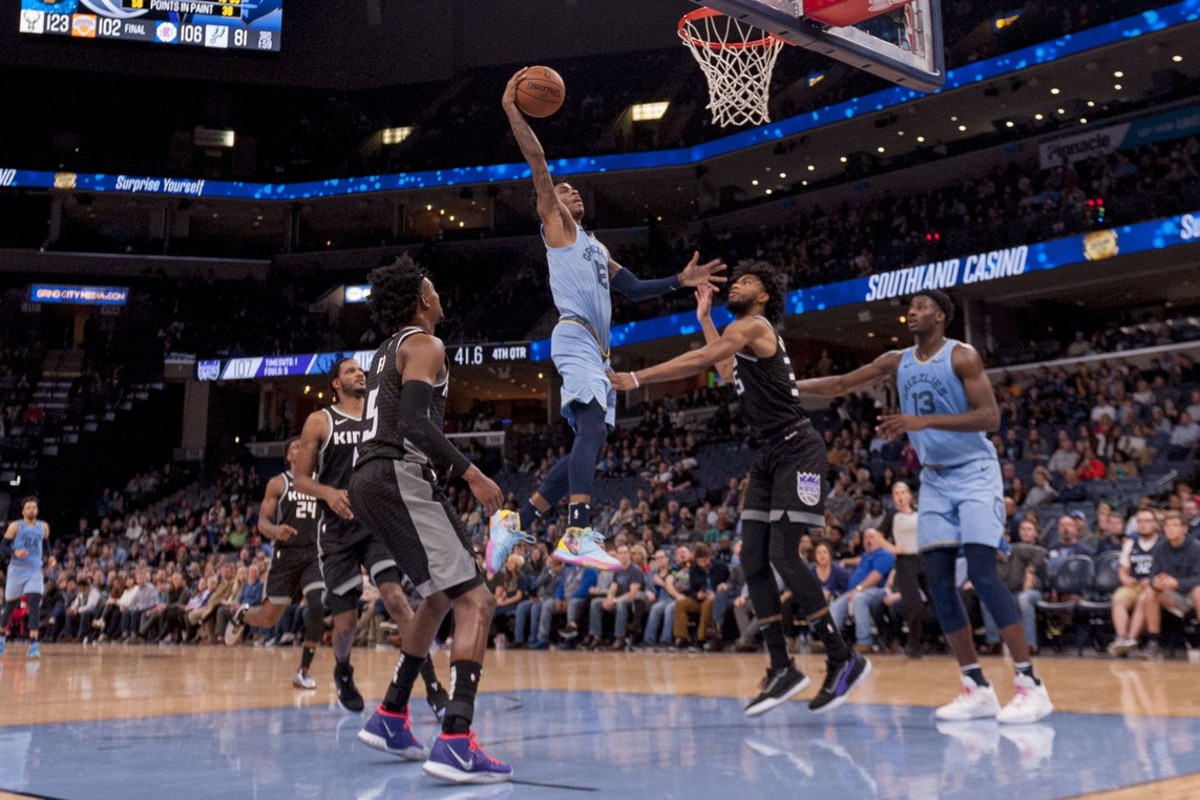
[0,538,10,558]
[611,268,681,301]
[398,380,473,477]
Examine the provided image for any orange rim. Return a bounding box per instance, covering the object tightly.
[678,7,785,51]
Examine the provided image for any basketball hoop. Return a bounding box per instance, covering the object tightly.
[679,7,786,128]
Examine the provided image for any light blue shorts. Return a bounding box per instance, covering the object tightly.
[551,322,616,430]
[5,568,44,601]
[917,459,1007,552]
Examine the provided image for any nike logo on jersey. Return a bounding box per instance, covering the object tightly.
[334,418,349,426]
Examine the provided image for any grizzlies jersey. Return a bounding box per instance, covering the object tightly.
[318,405,368,500]
[1127,536,1161,579]
[356,326,450,468]
[897,339,997,468]
[10,520,45,569]
[731,316,808,437]
[276,471,319,550]
[544,222,612,353]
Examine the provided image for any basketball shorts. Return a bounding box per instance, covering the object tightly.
[917,458,1006,552]
[265,545,324,605]
[350,458,482,599]
[551,321,616,430]
[5,568,44,601]
[318,515,398,598]
[741,422,827,528]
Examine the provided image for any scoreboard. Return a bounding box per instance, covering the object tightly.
[18,0,283,52]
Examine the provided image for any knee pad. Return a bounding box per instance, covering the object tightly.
[964,544,1020,629]
[922,548,970,634]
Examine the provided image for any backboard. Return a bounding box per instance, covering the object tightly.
[692,0,945,93]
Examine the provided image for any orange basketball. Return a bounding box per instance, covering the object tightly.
[516,66,566,118]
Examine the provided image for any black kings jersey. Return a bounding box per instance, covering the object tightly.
[731,316,808,438]
[356,326,450,468]
[276,471,319,550]
[318,405,369,504]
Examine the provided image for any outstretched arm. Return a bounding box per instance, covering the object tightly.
[610,317,768,389]
[695,284,733,383]
[502,68,574,248]
[609,251,726,300]
[795,350,903,398]
[877,343,1000,436]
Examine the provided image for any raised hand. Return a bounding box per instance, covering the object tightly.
[695,283,714,322]
[502,67,529,112]
[677,251,727,291]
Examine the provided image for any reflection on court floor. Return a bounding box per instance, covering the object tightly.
[3,686,1200,800]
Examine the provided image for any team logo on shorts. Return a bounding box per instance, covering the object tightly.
[796,472,822,506]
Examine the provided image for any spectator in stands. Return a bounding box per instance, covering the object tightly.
[980,518,1046,654]
[1183,499,1200,542]
[188,562,240,643]
[1131,511,1200,659]
[1073,440,1107,482]
[513,557,561,649]
[1025,467,1058,508]
[533,564,596,649]
[828,529,894,652]
[1048,431,1079,476]
[1108,509,1163,657]
[641,548,681,650]
[1095,510,1129,555]
[1168,412,1200,459]
[672,542,730,651]
[62,578,101,641]
[585,544,644,650]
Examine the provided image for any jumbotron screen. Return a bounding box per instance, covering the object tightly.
[18,1,283,52]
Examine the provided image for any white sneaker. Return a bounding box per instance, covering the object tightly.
[293,668,317,690]
[935,676,1001,721]
[997,674,1053,724]
[1107,637,1136,657]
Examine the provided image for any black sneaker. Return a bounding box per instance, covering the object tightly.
[558,625,579,641]
[425,682,450,721]
[808,652,871,714]
[744,662,810,717]
[334,662,365,713]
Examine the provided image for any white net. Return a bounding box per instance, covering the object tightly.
[679,10,784,128]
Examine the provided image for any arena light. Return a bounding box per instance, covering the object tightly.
[1173,55,1183,62]
[631,102,670,122]
[194,126,235,148]
[1113,70,1124,77]
[381,127,413,145]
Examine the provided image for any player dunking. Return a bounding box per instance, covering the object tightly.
[349,255,512,784]
[0,497,49,658]
[796,290,1053,724]
[610,264,869,716]
[224,439,326,689]
[494,67,726,573]
[290,358,447,719]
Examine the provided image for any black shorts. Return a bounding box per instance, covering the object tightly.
[264,545,323,605]
[318,515,398,597]
[742,422,827,528]
[350,457,481,598]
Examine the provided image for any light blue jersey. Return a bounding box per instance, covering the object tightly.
[545,223,617,427]
[5,519,46,600]
[544,222,612,354]
[897,339,997,468]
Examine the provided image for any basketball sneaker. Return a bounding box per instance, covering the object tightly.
[293,667,316,690]
[744,661,810,717]
[224,605,249,646]
[934,675,1001,721]
[27,641,40,659]
[486,510,535,575]
[334,661,365,713]
[552,528,620,570]
[423,732,513,784]
[808,651,871,714]
[995,674,1053,724]
[358,706,427,760]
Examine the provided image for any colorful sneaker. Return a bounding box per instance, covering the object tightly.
[293,667,316,690]
[935,675,1002,721]
[486,510,535,575]
[27,641,40,659]
[358,706,427,760]
[996,674,1053,724]
[552,528,620,571]
[224,605,249,646]
[744,661,810,717]
[334,661,365,713]
[808,651,871,714]
[423,732,513,784]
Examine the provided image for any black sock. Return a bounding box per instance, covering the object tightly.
[1012,660,1039,684]
[518,502,541,532]
[809,613,850,662]
[567,502,591,529]
[382,651,425,713]
[443,660,482,735]
[334,656,351,671]
[961,663,989,688]
[760,620,792,671]
[420,656,441,694]
[300,645,316,672]
[1148,633,1160,644]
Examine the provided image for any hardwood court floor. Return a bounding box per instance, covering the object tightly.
[2,643,1199,799]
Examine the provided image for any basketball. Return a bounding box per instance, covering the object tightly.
[515,66,566,118]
